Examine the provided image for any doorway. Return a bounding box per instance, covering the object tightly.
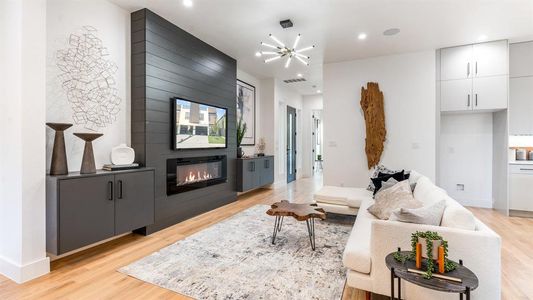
[287,105,297,183]
[312,110,323,174]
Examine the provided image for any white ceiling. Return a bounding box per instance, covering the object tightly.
[110,0,533,95]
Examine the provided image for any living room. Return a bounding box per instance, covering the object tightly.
[1,0,533,299]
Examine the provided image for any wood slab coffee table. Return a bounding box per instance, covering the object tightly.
[266,200,326,250]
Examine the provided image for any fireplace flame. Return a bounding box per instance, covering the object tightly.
[180,170,214,185]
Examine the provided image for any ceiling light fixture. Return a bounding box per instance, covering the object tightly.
[317,90,321,93]
[383,28,400,36]
[478,34,488,41]
[183,0,193,8]
[358,33,367,40]
[255,52,262,57]
[297,73,303,77]
[259,33,315,68]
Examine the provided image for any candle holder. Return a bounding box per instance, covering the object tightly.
[74,133,103,174]
[46,123,73,175]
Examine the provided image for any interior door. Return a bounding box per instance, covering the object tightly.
[287,106,297,183]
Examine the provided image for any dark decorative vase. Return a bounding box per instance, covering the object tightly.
[46,123,73,175]
[237,147,244,158]
[74,133,103,174]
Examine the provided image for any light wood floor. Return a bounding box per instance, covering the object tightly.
[1,175,532,300]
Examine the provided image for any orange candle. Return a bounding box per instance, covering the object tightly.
[438,245,445,274]
[416,243,422,269]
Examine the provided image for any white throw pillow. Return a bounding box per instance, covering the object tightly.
[390,200,446,226]
[413,177,447,205]
[407,170,423,191]
[367,180,423,220]
[440,203,477,230]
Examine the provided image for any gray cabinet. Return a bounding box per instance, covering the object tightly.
[47,168,155,255]
[236,156,274,192]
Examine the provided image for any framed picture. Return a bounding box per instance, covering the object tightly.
[236,79,256,146]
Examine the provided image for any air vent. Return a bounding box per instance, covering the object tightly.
[283,78,307,83]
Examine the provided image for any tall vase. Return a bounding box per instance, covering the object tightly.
[46,123,72,175]
[74,133,103,174]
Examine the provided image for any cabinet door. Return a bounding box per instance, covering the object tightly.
[114,171,155,235]
[441,79,472,112]
[441,45,473,80]
[59,175,115,254]
[240,160,255,191]
[510,173,533,211]
[472,76,508,110]
[261,157,274,186]
[510,41,533,77]
[509,77,533,135]
[473,40,508,77]
[252,159,262,188]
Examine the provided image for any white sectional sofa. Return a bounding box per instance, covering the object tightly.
[315,174,502,299]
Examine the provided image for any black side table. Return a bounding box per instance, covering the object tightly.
[385,250,479,300]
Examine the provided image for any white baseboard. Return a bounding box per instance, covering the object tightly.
[0,255,50,284]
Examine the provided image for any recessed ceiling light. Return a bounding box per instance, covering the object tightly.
[255,52,262,57]
[478,34,488,41]
[358,33,367,40]
[183,0,193,7]
[297,73,303,77]
[317,90,321,93]
[383,28,400,36]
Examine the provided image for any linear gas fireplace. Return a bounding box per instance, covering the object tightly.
[167,155,227,195]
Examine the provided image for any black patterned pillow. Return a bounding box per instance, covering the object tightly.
[367,165,399,191]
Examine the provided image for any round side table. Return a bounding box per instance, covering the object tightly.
[385,250,479,300]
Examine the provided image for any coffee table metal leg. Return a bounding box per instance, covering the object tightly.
[277,216,284,232]
[305,218,316,250]
[272,216,281,244]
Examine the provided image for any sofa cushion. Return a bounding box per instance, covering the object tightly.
[390,199,446,226]
[371,170,406,196]
[343,199,375,274]
[441,197,477,230]
[314,186,371,208]
[367,165,400,191]
[413,176,447,205]
[368,180,423,220]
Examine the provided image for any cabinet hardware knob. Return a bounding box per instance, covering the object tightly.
[108,181,113,201]
[118,180,123,199]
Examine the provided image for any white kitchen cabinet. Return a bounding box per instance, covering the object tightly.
[509,77,533,135]
[441,79,472,112]
[441,45,473,80]
[510,165,533,211]
[472,76,508,110]
[473,41,508,78]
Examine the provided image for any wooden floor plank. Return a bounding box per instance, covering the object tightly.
[0,175,530,300]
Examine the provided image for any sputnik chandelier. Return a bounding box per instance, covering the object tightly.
[259,34,315,68]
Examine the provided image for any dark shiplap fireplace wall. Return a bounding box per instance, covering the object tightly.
[131,9,237,234]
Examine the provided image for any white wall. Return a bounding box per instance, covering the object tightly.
[0,0,50,283]
[440,113,494,208]
[302,94,323,177]
[46,0,130,172]
[236,68,261,156]
[323,51,437,188]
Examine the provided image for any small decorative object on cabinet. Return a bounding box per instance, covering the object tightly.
[256,138,266,156]
[386,249,479,300]
[237,116,247,158]
[360,82,386,169]
[74,133,103,174]
[46,122,72,175]
[111,143,135,165]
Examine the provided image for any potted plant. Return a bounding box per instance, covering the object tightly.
[237,117,247,158]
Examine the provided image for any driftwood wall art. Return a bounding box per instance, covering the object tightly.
[360,82,386,169]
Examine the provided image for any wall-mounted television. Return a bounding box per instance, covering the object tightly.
[172,98,227,150]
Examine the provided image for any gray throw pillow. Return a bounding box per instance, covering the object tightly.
[367,180,423,220]
[389,199,447,226]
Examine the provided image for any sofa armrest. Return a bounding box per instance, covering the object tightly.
[370,220,501,299]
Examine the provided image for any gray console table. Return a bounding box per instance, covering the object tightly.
[236,156,274,192]
[46,168,155,255]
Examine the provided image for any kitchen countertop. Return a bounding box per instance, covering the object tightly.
[509,160,533,165]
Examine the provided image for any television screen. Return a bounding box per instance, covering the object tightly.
[172,98,227,150]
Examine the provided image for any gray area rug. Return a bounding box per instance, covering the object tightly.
[119,205,354,300]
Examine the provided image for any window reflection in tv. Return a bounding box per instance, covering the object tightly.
[173,98,227,150]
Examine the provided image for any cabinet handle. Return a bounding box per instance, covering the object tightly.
[265,159,269,169]
[467,94,470,107]
[118,180,123,199]
[475,94,478,106]
[108,181,113,201]
[252,162,256,172]
[467,62,470,77]
[475,61,478,75]
[520,168,533,171]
